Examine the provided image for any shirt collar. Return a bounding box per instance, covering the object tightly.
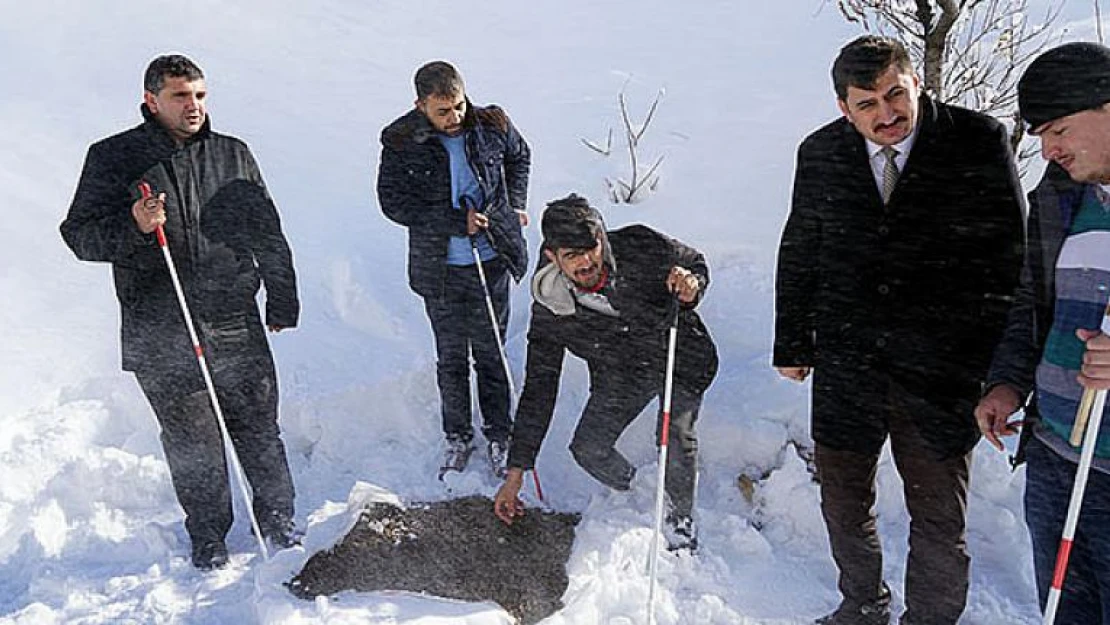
[865,123,919,161]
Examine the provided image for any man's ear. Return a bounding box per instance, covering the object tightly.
[144,91,158,113]
[836,97,850,119]
[543,248,556,263]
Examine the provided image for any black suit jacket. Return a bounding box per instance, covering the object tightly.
[773,96,1024,457]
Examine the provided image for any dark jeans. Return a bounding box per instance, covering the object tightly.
[1025,435,1110,625]
[568,368,702,518]
[135,315,295,546]
[423,258,512,444]
[815,386,971,624]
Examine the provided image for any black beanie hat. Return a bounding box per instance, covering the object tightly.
[1019,42,1110,129]
[541,194,605,249]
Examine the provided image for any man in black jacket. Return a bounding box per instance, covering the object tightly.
[377,61,530,478]
[773,37,1024,624]
[60,55,300,570]
[493,194,718,551]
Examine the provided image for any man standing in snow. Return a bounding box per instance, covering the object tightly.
[975,42,1110,625]
[377,61,530,479]
[60,54,301,570]
[773,36,1024,624]
[493,194,718,552]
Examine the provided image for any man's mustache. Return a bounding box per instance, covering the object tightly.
[873,117,906,131]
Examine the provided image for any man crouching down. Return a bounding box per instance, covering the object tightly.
[493,194,718,551]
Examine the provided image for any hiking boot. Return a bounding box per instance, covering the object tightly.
[815,585,892,625]
[260,512,303,549]
[664,513,699,553]
[487,439,509,479]
[191,540,229,570]
[439,438,475,479]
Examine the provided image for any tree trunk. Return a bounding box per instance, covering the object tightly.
[918,0,961,99]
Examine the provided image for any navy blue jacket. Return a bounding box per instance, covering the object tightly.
[377,102,530,298]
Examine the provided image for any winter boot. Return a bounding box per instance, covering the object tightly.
[487,439,509,479]
[191,539,229,570]
[439,438,475,479]
[664,513,699,553]
[259,511,303,549]
[815,584,892,625]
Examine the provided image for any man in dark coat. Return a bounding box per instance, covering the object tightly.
[773,36,1024,624]
[377,61,530,478]
[493,194,718,552]
[976,42,1110,625]
[60,54,300,570]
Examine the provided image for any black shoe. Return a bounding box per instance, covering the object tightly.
[664,513,698,553]
[191,540,229,570]
[815,586,892,625]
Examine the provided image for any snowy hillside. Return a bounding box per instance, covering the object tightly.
[0,1,1101,623]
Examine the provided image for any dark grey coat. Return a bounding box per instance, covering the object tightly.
[60,106,299,372]
[508,225,719,470]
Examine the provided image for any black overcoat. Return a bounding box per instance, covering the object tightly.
[773,96,1024,457]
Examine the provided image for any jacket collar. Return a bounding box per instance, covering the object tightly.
[391,97,480,146]
[140,103,212,148]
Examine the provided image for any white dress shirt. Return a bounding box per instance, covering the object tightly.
[865,128,918,198]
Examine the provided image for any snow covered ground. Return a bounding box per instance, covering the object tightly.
[0,1,1101,623]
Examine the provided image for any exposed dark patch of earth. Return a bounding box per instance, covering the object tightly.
[289,495,579,624]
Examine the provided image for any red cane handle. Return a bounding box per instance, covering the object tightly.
[137,181,167,246]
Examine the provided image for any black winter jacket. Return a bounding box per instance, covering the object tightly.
[508,225,719,470]
[986,164,1086,463]
[774,96,1025,457]
[377,103,530,298]
[60,106,299,372]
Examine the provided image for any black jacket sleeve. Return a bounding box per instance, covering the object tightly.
[376,142,468,237]
[502,113,531,214]
[60,142,155,263]
[669,232,709,309]
[244,154,299,328]
[508,306,566,470]
[773,139,821,366]
[986,177,1053,399]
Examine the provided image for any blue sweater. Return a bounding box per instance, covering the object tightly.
[439,134,496,266]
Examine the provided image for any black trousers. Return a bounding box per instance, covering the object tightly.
[423,258,512,444]
[814,385,971,625]
[568,367,702,518]
[135,315,295,546]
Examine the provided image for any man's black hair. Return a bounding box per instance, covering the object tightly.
[414,61,464,101]
[832,35,914,100]
[144,54,204,94]
[541,194,605,251]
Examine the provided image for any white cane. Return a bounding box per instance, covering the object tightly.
[141,181,270,562]
[647,298,680,625]
[1043,305,1110,624]
[462,195,517,404]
